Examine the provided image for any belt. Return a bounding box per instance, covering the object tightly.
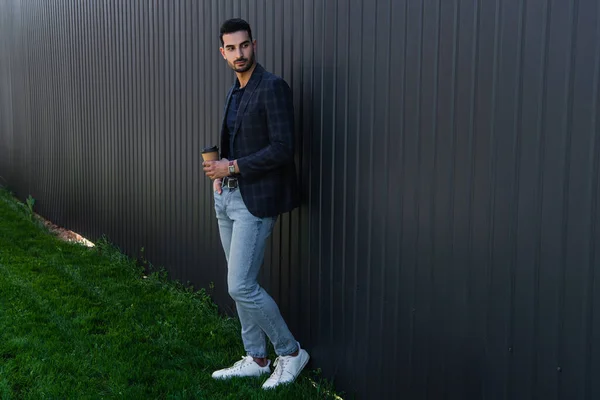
[223,176,238,188]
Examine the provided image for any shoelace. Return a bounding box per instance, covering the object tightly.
[230,356,253,371]
[269,356,289,381]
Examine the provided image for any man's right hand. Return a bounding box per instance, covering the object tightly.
[214,178,223,195]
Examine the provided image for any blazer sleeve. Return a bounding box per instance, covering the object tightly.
[235,78,295,178]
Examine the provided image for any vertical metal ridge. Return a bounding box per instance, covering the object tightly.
[484,2,503,388]
[584,5,600,397]
[141,0,149,255]
[90,0,99,238]
[129,0,136,255]
[278,0,288,313]
[316,0,324,341]
[289,0,301,336]
[54,0,61,228]
[106,0,114,240]
[23,0,33,200]
[279,0,285,77]
[200,0,208,269]
[363,0,378,391]
[181,0,188,273]
[71,0,80,234]
[351,0,364,371]
[409,0,426,388]
[164,1,171,265]
[141,0,147,253]
[449,0,460,257]
[63,0,71,224]
[448,9,462,386]
[41,0,50,205]
[301,0,312,338]
[61,0,71,228]
[63,0,70,230]
[446,0,462,393]
[377,0,392,384]
[340,0,350,361]
[190,0,198,282]
[393,0,409,393]
[59,0,66,222]
[23,0,30,197]
[76,0,83,233]
[77,0,85,232]
[430,3,442,387]
[32,0,40,200]
[174,0,181,267]
[34,0,42,204]
[87,0,95,237]
[328,0,338,344]
[49,1,59,221]
[51,0,59,216]
[557,1,580,396]
[185,0,193,278]
[532,0,553,392]
[116,0,124,243]
[99,0,107,245]
[507,0,528,396]
[95,0,103,240]
[83,0,92,236]
[136,0,143,254]
[403,0,415,387]
[466,1,481,384]
[163,0,170,265]
[102,0,110,242]
[69,0,76,233]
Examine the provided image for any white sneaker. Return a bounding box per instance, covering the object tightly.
[262,343,310,389]
[212,356,271,379]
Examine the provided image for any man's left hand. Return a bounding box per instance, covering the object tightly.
[203,158,230,180]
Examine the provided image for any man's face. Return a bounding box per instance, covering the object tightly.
[220,30,256,73]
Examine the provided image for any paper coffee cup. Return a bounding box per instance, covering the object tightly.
[202,145,219,161]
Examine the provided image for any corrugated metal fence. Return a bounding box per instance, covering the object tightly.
[1,0,599,398]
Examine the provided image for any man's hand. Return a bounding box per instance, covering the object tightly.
[213,178,223,194]
[203,158,230,180]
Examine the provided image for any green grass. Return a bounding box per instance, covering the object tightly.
[0,188,339,400]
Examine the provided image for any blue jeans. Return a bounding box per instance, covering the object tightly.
[214,186,298,358]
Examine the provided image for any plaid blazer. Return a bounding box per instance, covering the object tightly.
[220,64,300,218]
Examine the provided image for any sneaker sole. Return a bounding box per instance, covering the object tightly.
[212,369,271,380]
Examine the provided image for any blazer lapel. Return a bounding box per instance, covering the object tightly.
[232,64,265,142]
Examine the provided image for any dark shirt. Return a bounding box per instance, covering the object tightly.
[226,86,245,159]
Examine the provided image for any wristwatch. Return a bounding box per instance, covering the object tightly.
[228,160,235,175]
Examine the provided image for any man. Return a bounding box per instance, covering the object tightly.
[202,18,309,390]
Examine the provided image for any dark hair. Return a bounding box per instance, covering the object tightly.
[219,18,253,46]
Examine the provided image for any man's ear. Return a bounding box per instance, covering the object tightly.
[219,47,226,59]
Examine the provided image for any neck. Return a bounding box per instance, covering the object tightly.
[236,62,257,88]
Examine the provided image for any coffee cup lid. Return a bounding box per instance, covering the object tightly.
[202,145,219,153]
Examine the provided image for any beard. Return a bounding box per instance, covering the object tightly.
[228,52,255,73]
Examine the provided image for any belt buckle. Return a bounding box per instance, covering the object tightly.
[226,178,237,188]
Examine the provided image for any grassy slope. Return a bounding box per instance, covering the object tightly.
[0,189,336,400]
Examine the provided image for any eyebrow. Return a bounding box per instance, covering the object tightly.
[225,40,251,48]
